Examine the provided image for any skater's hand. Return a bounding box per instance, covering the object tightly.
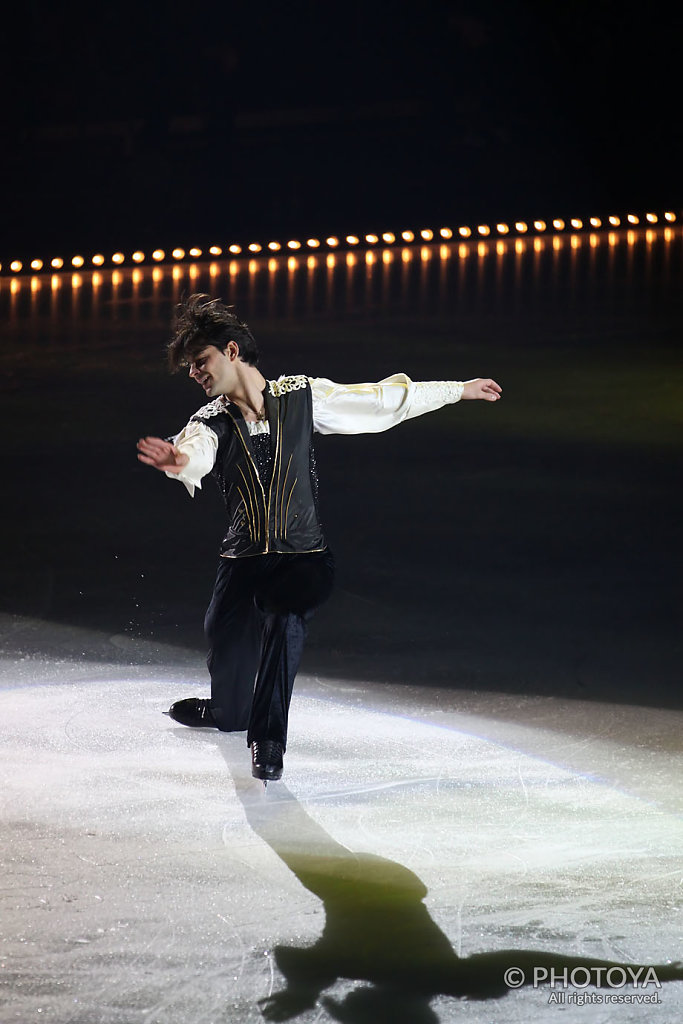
[462,378,502,401]
[136,436,189,473]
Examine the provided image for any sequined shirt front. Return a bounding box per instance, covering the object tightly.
[247,424,273,484]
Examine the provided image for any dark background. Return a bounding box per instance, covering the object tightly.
[1,1,681,711]
[2,0,682,258]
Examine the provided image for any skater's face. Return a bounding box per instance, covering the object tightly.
[187,343,239,397]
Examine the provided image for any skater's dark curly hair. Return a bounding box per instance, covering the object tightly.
[167,293,259,371]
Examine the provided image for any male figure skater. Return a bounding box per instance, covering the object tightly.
[137,294,501,782]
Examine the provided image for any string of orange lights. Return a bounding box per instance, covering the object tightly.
[1,210,678,277]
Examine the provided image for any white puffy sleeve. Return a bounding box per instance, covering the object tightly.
[165,419,218,497]
[310,374,465,435]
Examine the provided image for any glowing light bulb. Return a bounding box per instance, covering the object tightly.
[534,220,546,231]
[172,248,185,260]
[286,240,301,250]
[51,257,64,269]
[72,255,84,267]
[268,242,281,251]
[552,219,565,231]
[664,212,676,222]
[646,214,658,223]
[608,216,620,226]
[496,223,509,235]
[209,246,222,256]
[229,244,242,254]
[112,253,125,264]
[30,259,43,270]
[458,226,471,238]
[515,222,528,233]
[346,235,359,245]
[401,231,415,242]
[477,225,490,236]
[420,229,433,241]
[326,237,339,247]
[92,254,105,266]
[627,214,639,224]
[306,239,320,248]
[248,243,262,252]
[152,249,165,261]
[10,261,22,272]
[132,251,145,263]
[570,219,582,229]
[188,248,202,258]
[382,232,396,243]
[589,218,602,228]
[365,234,379,244]
[439,227,453,239]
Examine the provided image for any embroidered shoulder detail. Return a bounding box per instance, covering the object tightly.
[268,375,310,398]
[191,396,229,420]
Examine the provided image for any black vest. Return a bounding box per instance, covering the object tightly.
[192,375,326,558]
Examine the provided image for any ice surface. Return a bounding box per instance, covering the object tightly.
[1,614,682,1023]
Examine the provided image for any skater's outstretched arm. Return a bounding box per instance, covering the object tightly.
[311,373,502,435]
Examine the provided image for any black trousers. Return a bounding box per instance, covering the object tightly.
[205,549,334,748]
